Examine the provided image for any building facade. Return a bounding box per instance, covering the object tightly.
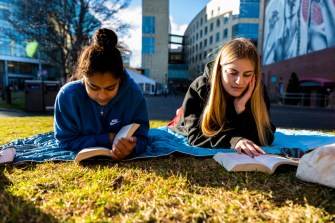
[262,0,335,107]
[184,0,263,78]
[167,34,191,92]
[142,0,169,87]
[0,0,54,91]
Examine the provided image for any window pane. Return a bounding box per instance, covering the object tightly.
[142,16,155,34]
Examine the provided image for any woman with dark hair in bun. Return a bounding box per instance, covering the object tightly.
[54,28,149,160]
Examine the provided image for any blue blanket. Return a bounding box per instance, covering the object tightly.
[1,126,335,164]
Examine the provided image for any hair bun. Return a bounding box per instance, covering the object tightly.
[93,28,118,49]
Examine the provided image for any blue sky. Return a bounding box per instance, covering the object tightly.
[116,0,209,67]
[129,0,209,25]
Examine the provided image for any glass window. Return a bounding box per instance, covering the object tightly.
[239,0,260,18]
[232,24,238,38]
[142,16,155,34]
[223,29,228,39]
[216,32,220,42]
[223,14,229,24]
[7,61,38,75]
[0,60,4,75]
[142,37,155,54]
[144,69,150,77]
[210,23,213,32]
[236,24,259,39]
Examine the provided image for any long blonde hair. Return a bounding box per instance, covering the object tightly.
[201,38,272,146]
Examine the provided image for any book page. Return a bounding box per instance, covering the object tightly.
[74,147,111,164]
[254,155,298,172]
[214,153,299,173]
[113,123,140,144]
[213,153,263,171]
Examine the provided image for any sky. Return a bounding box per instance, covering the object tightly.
[115,0,209,68]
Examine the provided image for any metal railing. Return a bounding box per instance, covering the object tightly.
[278,93,332,108]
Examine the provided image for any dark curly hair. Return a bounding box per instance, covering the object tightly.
[70,28,129,81]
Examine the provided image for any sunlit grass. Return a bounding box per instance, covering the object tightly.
[0,117,334,222]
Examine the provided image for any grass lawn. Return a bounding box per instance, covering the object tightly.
[0,117,334,222]
[0,91,25,111]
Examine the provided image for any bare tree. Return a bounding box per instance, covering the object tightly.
[5,0,130,80]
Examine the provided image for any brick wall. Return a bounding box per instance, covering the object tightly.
[262,47,335,102]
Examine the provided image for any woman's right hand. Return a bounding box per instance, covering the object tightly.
[234,75,255,114]
[111,137,137,161]
[235,138,266,157]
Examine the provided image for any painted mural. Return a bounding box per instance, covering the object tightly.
[263,0,335,65]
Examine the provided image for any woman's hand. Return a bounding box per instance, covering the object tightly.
[234,75,255,114]
[111,137,137,161]
[235,138,266,157]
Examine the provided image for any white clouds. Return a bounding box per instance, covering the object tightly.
[169,16,187,35]
[115,6,142,68]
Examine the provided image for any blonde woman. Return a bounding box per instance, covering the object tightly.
[169,38,276,157]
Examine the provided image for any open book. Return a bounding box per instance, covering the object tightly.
[74,123,140,164]
[213,152,299,174]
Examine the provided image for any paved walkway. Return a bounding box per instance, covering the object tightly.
[1,95,335,131]
[145,95,183,121]
[0,108,51,117]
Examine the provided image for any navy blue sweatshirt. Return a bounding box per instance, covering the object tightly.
[54,71,149,156]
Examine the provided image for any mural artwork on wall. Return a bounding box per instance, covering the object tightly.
[263,0,335,65]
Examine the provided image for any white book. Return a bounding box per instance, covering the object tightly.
[213,152,299,174]
[74,123,140,164]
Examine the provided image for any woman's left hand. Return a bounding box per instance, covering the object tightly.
[234,75,255,114]
[235,138,266,157]
[111,137,137,161]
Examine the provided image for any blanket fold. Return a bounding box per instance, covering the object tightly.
[1,127,334,164]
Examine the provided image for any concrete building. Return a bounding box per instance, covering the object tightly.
[142,0,169,89]
[262,0,335,107]
[184,0,263,78]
